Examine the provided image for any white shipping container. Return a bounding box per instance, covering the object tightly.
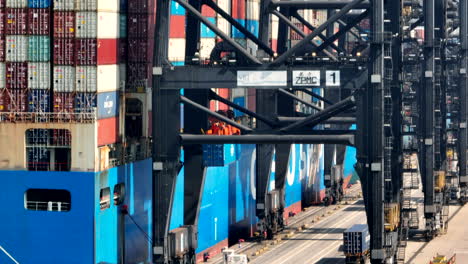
[246,0,260,20]
[217,0,230,13]
[0,63,5,89]
[6,0,27,8]
[54,0,74,10]
[28,62,51,89]
[168,38,186,62]
[75,12,97,38]
[217,16,230,35]
[54,66,75,92]
[75,0,97,11]
[271,19,279,40]
[6,35,28,62]
[76,11,120,39]
[199,38,216,59]
[76,66,97,92]
[76,65,118,93]
[231,87,245,98]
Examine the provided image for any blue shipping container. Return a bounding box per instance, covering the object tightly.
[75,92,97,113]
[28,0,51,8]
[246,20,259,37]
[203,144,224,167]
[28,89,50,112]
[232,19,246,38]
[201,17,217,38]
[120,0,127,12]
[233,97,245,117]
[171,0,186,15]
[97,91,119,119]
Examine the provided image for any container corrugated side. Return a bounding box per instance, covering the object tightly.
[200,17,216,38]
[0,63,5,89]
[6,35,27,62]
[169,15,185,38]
[53,92,74,115]
[231,0,245,19]
[171,1,185,16]
[53,65,75,92]
[74,0,97,11]
[199,38,215,59]
[53,0,73,10]
[6,62,27,89]
[28,0,50,8]
[28,89,50,112]
[53,38,74,65]
[76,11,120,38]
[0,9,6,35]
[53,11,75,38]
[128,38,149,63]
[6,8,27,35]
[76,65,119,93]
[28,36,50,62]
[28,62,50,89]
[28,8,50,35]
[2,88,28,111]
[97,116,119,146]
[127,13,149,38]
[125,63,148,93]
[96,90,119,119]
[168,38,185,62]
[246,0,260,20]
[6,0,26,8]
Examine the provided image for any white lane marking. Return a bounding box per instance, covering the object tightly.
[253,206,360,263]
[312,240,343,263]
[275,212,365,264]
[0,245,20,264]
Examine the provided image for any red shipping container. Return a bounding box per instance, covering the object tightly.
[232,0,246,19]
[6,62,28,89]
[0,9,5,35]
[201,4,216,17]
[75,39,97,65]
[170,15,185,38]
[128,39,148,63]
[128,14,150,38]
[0,38,5,62]
[97,117,119,146]
[217,88,230,111]
[97,39,118,65]
[54,11,75,38]
[54,38,75,65]
[128,0,154,14]
[2,89,28,112]
[6,8,28,35]
[28,8,50,35]
[53,92,74,115]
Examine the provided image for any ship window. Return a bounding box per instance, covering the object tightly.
[26,129,72,171]
[113,183,125,205]
[25,189,71,212]
[100,187,111,210]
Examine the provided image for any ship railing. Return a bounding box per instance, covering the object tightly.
[26,201,71,212]
[0,111,97,123]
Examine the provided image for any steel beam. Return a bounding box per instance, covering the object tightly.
[291,10,344,54]
[315,10,369,53]
[422,0,435,219]
[203,0,275,56]
[174,0,262,65]
[293,88,334,105]
[459,0,468,191]
[278,89,323,111]
[180,96,253,132]
[277,116,356,124]
[180,134,355,145]
[271,0,370,9]
[280,95,356,132]
[159,65,364,89]
[209,91,276,127]
[272,0,366,65]
[152,0,180,263]
[271,9,338,61]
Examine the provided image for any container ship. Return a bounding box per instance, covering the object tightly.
[0,0,358,263]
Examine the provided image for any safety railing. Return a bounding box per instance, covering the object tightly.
[0,111,97,123]
[26,201,70,212]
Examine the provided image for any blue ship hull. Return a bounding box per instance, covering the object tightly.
[0,143,357,263]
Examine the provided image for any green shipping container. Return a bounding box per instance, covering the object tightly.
[28,36,50,62]
[120,15,127,38]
